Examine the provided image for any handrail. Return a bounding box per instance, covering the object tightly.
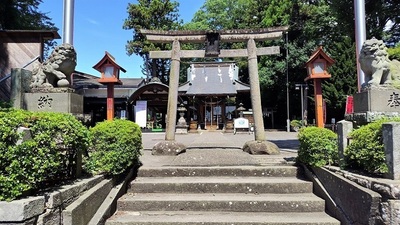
[0,55,41,84]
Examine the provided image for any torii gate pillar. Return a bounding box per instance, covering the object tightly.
[165,40,180,140]
[247,38,266,141]
[152,40,186,155]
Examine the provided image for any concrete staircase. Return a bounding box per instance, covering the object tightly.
[106,164,340,225]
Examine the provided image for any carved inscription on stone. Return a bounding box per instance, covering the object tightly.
[37,95,53,109]
[387,92,400,108]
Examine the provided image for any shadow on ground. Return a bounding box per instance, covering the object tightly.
[268,139,299,150]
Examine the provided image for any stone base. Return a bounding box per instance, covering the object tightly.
[175,125,188,134]
[152,141,186,155]
[242,140,280,155]
[354,87,400,112]
[23,92,83,114]
[346,88,400,124]
[346,111,400,125]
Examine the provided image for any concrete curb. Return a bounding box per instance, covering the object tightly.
[46,175,105,209]
[62,179,113,225]
[301,164,350,225]
[302,164,385,225]
[88,168,137,225]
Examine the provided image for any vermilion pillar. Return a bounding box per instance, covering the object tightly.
[313,79,324,128]
[106,83,115,121]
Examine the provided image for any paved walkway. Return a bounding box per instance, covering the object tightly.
[140,131,300,167]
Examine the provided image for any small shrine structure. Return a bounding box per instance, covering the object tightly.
[93,51,125,120]
[305,46,334,128]
[179,62,250,131]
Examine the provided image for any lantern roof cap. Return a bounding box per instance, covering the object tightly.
[305,46,335,66]
[93,51,126,73]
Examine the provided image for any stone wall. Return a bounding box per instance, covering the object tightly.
[0,168,136,225]
[304,165,400,225]
[331,121,400,224]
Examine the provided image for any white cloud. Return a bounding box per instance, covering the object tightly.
[87,18,99,25]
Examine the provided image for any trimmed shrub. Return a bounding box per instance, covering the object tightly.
[85,119,142,175]
[0,101,12,109]
[297,126,338,167]
[290,120,303,132]
[345,118,400,175]
[0,109,90,201]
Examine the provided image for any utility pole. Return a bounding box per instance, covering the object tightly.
[63,0,75,45]
[354,0,366,92]
[286,32,290,132]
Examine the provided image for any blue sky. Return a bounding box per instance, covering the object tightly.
[39,0,204,78]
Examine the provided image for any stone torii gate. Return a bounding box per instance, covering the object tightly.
[142,27,288,155]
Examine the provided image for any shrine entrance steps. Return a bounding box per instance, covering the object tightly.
[105,154,340,225]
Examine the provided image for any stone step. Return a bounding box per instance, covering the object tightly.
[117,193,326,212]
[252,155,297,166]
[129,176,313,194]
[137,165,299,177]
[106,211,340,225]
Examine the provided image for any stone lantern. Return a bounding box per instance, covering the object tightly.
[93,51,126,121]
[305,46,334,128]
[236,103,246,118]
[176,103,188,134]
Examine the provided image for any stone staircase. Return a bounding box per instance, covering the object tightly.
[106,164,340,225]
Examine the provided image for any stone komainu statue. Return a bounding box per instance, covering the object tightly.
[359,38,400,87]
[30,43,77,88]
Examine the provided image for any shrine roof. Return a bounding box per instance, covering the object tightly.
[72,71,144,88]
[0,30,61,39]
[179,63,250,96]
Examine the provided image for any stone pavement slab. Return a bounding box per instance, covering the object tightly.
[142,131,299,150]
[140,131,299,167]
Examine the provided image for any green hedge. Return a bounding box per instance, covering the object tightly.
[85,119,142,175]
[297,126,338,167]
[345,118,400,175]
[0,109,89,201]
[0,100,12,109]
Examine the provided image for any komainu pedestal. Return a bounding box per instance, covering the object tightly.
[23,90,83,114]
[351,87,400,124]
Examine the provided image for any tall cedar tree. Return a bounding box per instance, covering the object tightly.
[323,37,358,120]
[123,0,182,84]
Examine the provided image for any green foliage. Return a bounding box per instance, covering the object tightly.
[0,109,89,201]
[388,45,400,61]
[85,119,142,176]
[123,0,182,84]
[323,37,358,120]
[345,118,400,175]
[297,126,338,167]
[0,101,12,109]
[330,0,400,44]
